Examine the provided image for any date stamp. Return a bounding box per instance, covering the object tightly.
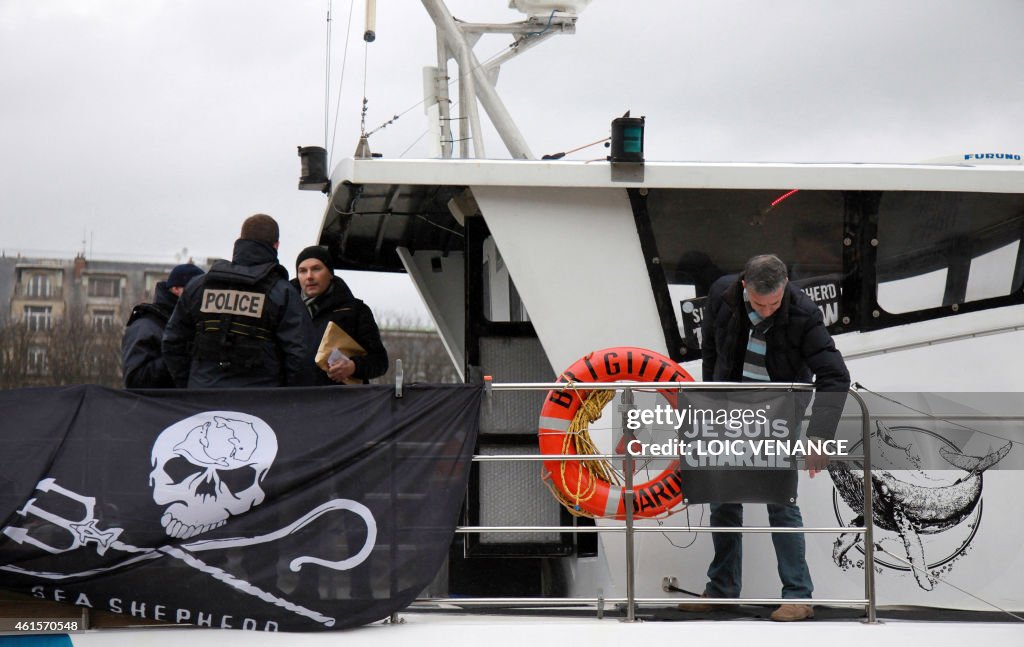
[0,618,81,633]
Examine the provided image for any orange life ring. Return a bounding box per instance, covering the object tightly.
[538,347,694,519]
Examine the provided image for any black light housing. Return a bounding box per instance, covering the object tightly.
[297,146,330,192]
[609,111,645,164]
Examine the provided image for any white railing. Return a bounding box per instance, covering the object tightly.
[414,381,877,624]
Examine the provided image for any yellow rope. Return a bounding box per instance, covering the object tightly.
[544,386,622,518]
[541,382,686,520]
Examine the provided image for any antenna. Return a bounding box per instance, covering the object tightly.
[364,0,377,42]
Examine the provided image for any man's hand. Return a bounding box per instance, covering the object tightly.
[326,356,356,383]
[806,444,829,478]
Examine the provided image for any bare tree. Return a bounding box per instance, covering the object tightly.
[0,316,34,389]
[3,306,459,390]
[372,312,460,385]
[46,306,98,385]
[0,308,123,389]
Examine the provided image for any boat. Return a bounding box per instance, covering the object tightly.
[5,0,1024,643]
[302,0,1024,630]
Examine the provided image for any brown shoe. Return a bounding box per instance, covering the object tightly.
[677,593,731,613]
[770,604,814,622]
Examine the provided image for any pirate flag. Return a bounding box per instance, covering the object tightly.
[0,384,481,631]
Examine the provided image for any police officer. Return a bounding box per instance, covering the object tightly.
[121,263,204,388]
[162,214,313,388]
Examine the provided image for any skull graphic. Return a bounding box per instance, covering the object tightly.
[150,411,278,539]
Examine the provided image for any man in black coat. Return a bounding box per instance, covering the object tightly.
[162,214,313,388]
[293,245,388,385]
[121,263,204,388]
[686,254,850,622]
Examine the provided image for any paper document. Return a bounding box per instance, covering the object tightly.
[315,321,366,385]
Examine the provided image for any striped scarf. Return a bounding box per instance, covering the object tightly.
[302,283,335,317]
[741,289,772,382]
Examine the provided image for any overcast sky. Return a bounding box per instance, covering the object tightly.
[2,0,1022,320]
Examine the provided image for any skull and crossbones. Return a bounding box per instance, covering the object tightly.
[149,413,277,539]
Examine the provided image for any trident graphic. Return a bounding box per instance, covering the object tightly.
[3,479,124,555]
[1,479,377,628]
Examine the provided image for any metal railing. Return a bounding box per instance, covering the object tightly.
[416,382,876,623]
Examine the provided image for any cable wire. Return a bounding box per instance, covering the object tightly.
[853,382,1024,449]
[328,0,356,167]
[873,543,1024,622]
[368,41,515,151]
[360,40,369,135]
[398,129,431,158]
[659,503,703,550]
[324,0,332,150]
[525,10,557,37]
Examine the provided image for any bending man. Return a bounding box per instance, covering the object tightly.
[690,253,849,621]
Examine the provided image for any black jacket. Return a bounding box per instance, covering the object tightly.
[701,274,850,438]
[292,276,388,385]
[162,239,314,388]
[121,281,177,388]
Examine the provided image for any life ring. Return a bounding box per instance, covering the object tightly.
[538,347,694,519]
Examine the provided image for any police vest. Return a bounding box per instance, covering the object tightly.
[191,260,284,370]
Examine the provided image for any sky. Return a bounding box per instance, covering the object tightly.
[2,0,1022,321]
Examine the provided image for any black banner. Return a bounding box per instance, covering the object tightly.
[678,276,842,354]
[791,275,842,327]
[622,389,852,504]
[674,389,806,504]
[0,384,481,631]
[679,296,706,354]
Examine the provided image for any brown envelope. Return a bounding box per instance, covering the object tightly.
[315,321,367,385]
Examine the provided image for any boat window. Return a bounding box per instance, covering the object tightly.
[877,267,948,313]
[644,189,845,354]
[876,192,1024,314]
[482,236,530,323]
[967,241,1021,300]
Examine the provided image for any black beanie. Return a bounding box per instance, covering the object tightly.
[166,263,204,288]
[296,245,332,270]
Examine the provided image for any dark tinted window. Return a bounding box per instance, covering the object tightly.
[645,189,845,352]
[876,192,1024,313]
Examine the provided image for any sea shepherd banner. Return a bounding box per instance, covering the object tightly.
[0,384,481,631]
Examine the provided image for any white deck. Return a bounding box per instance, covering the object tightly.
[66,611,1024,647]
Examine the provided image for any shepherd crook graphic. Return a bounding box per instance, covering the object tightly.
[184,499,377,572]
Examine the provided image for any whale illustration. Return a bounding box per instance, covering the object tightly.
[829,421,1011,590]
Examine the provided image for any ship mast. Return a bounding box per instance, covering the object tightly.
[419,0,589,160]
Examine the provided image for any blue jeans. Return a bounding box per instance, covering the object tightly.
[705,503,813,599]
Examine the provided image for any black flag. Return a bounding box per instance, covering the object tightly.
[0,384,481,631]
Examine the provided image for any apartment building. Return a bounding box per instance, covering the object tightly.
[1,253,457,387]
[1,253,182,382]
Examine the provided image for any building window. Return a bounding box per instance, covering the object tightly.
[27,346,48,375]
[144,272,165,296]
[24,305,53,332]
[92,309,116,331]
[88,277,121,298]
[27,274,53,297]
